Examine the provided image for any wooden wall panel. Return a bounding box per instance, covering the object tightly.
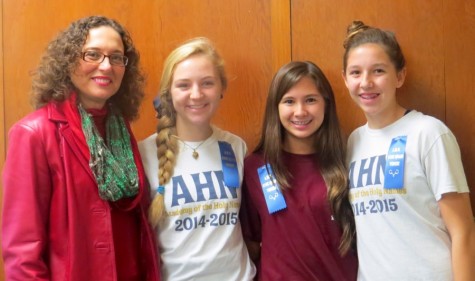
[291,0,474,213]
[1,1,289,277]
[2,0,288,150]
[271,0,292,73]
[0,0,4,278]
[127,0,290,149]
[0,1,4,171]
[2,1,474,277]
[291,0,445,136]
[444,0,475,211]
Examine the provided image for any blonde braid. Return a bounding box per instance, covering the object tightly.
[149,114,178,228]
[148,37,226,228]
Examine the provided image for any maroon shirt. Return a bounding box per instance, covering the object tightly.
[240,151,357,281]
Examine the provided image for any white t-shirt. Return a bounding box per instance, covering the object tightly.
[347,110,469,281]
[139,126,256,281]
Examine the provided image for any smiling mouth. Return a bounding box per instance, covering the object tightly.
[93,77,112,85]
[188,104,207,109]
[291,120,311,125]
[359,93,380,100]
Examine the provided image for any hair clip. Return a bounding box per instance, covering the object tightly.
[156,185,165,195]
[153,97,163,118]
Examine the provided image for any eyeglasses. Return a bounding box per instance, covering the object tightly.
[81,50,128,67]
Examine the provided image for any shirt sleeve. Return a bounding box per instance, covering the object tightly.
[424,131,469,200]
[2,123,52,280]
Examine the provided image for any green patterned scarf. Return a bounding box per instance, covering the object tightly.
[78,104,139,201]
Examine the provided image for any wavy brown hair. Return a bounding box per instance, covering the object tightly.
[149,37,227,227]
[255,61,355,255]
[31,15,145,120]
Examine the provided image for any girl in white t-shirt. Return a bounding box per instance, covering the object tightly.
[138,37,255,281]
[342,20,475,281]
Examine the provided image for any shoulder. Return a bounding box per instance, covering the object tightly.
[244,152,265,173]
[8,105,58,136]
[213,126,245,143]
[138,133,157,149]
[212,126,247,154]
[347,124,366,145]
[138,134,158,159]
[404,111,452,139]
[408,111,449,130]
[349,111,452,141]
[138,133,159,180]
[5,105,65,156]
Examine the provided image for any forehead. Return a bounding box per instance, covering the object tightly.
[82,26,124,51]
[347,43,391,64]
[173,54,217,79]
[283,76,320,97]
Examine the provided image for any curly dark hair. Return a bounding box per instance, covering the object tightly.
[31,15,145,120]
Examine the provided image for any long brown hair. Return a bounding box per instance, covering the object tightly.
[255,61,355,254]
[31,15,145,120]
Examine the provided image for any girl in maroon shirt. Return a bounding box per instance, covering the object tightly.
[240,61,357,281]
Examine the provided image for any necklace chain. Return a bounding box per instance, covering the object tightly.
[171,135,206,159]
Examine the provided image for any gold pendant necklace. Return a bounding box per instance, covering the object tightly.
[171,135,206,160]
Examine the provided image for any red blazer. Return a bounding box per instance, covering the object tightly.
[2,99,160,281]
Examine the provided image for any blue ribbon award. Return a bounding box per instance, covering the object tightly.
[257,164,287,214]
[218,141,240,188]
[384,136,407,189]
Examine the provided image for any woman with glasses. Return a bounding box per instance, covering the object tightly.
[2,16,160,281]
